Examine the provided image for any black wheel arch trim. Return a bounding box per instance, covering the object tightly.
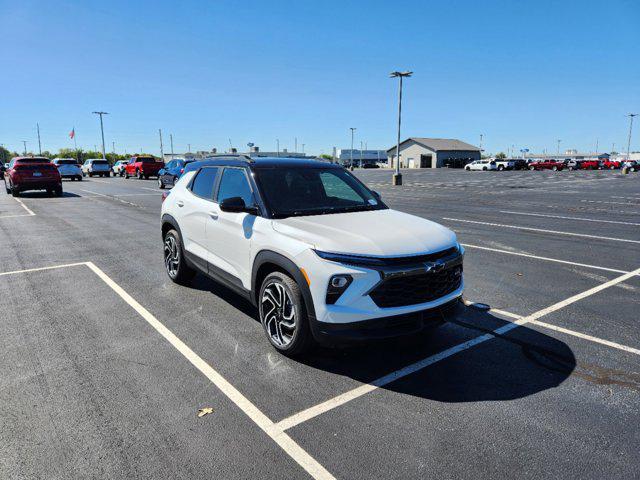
[252,250,316,321]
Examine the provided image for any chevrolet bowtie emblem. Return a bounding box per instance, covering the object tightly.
[424,260,445,273]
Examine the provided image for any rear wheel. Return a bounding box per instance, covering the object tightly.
[11,184,19,197]
[163,229,195,285]
[4,181,10,194]
[482,167,487,171]
[158,178,165,189]
[552,166,558,171]
[259,272,312,356]
[529,165,535,170]
[137,169,143,180]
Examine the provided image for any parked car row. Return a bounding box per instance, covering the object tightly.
[465,158,640,172]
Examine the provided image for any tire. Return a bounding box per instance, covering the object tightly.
[158,178,165,189]
[259,271,312,356]
[125,170,130,179]
[4,181,10,194]
[552,166,558,171]
[498,165,504,171]
[482,167,487,171]
[610,166,615,170]
[137,170,143,180]
[89,172,93,177]
[163,229,195,285]
[465,167,470,171]
[11,184,19,197]
[529,166,535,171]
[77,176,83,181]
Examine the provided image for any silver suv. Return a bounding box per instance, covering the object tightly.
[82,159,111,178]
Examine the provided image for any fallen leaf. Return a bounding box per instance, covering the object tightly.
[197,407,214,418]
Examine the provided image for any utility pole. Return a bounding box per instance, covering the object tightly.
[170,134,174,156]
[301,143,305,155]
[112,141,115,155]
[158,129,164,161]
[188,143,191,153]
[349,128,356,170]
[22,141,27,155]
[295,137,298,153]
[276,139,280,157]
[36,123,42,155]
[595,138,599,154]
[479,133,483,152]
[390,70,412,185]
[92,111,109,160]
[627,114,637,161]
[360,141,364,168]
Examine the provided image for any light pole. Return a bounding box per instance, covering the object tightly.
[276,139,280,157]
[22,141,27,155]
[627,114,637,161]
[301,143,305,155]
[92,111,109,160]
[479,134,483,153]
[360,141,364,168]
[170,134,174,156]
[37,123,42,155]
[390,71,412,185]
[159,129,164,160]
[557,139,561,156]
[349,127,356,169]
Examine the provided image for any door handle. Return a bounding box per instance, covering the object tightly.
[177,201,184,207]
[209,212,219,220]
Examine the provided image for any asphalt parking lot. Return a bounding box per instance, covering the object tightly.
[1,168,639,479]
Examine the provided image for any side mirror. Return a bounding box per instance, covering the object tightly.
[372,191,382,200]
[219,196,258,215]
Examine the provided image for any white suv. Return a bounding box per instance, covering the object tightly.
[82,159,111,177]
[161,157,464,355]
[465,159,497,171]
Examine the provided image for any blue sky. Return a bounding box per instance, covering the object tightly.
[1,0,638,156]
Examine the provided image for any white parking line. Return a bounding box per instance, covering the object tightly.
[461,243,630,274]
[499,210,640,227]
[581,199,640,206]
[84,262,335,480]
[490,308,640,355]
[443,218,640,245]
[80,189,142,208]
[0,262,86,277]
[275,266,640,431]
[0,260,335,480]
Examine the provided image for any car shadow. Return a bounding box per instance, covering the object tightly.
[298,304,576,403]
[15,191,82,198]
[189,273,575,403]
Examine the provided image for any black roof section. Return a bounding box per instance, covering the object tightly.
[183,156,339,174]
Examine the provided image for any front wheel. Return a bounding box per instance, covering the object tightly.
[163,229,195,285]
[259,272,312,356]
[137,170,143,180]
[552,166,558,171]
[498,165,504,171]
[529,166,535,170]
[158,178,165,189]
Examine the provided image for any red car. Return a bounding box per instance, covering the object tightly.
[528,159,565,171]
[579,160,600,170]
[600,159,621,170]
[124,156,164,180]
[3,157,62,197]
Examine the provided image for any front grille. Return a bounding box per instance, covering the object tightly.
[369,264,462,308]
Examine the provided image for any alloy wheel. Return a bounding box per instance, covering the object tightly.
[164,234,179,277]
[261,281,296,347]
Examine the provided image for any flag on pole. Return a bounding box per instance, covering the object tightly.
[69,128,75,139]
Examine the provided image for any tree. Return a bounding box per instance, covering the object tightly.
[495,152,507,159]
[319,154,333,161]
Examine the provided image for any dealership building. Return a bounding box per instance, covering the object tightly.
[387,138,481,168]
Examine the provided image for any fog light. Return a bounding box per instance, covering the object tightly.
[326,274,353,304]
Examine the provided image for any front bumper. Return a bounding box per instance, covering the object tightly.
[310,297,461,345]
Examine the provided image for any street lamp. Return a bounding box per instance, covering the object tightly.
[556,139,561,156]
[349,128,356,169]
[627,114,637,161]
[390,70,412,185]
[22,140,27,155]
[276,139,280,157]
[92,111,109,160]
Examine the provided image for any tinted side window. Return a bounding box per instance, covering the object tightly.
[217,168,254,206]
[190,167,218,199]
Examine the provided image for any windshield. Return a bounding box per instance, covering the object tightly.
[16,158,49,164]
[254,166,386,218]
[56,160,77,165]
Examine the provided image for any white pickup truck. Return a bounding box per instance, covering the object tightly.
[494,159,515,171]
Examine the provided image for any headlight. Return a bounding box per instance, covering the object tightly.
[326,274,353,304]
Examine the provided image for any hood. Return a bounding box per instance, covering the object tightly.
[272,209,457,257]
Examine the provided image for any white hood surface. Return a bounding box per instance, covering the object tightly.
[272,209,457,257]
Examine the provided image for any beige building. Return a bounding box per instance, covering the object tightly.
[387,138,481,168]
